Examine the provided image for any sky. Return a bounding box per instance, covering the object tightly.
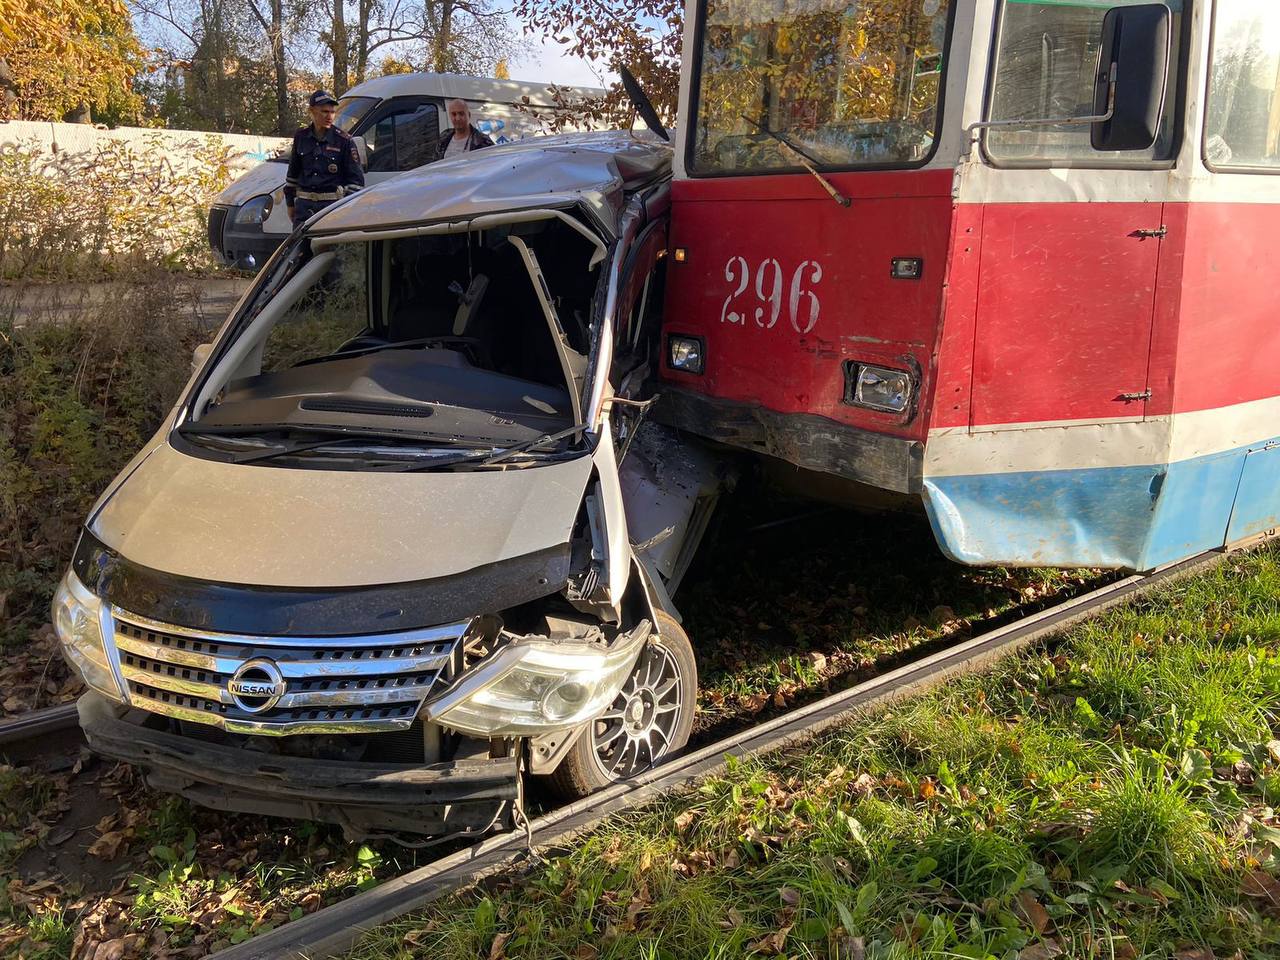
[502,14,620,92]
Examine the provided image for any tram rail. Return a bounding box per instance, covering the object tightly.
[206,547,1229,960]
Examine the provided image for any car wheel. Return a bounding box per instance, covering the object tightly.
[540,611,696,801]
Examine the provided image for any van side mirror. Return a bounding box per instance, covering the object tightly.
[352,135,369,169]
[192,342,214,372]
[1091,3,1171,152]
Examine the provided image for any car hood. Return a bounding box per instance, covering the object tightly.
[89,442,594,588]
[214,161,287,208]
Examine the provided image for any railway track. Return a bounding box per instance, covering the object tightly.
[0,701,82,766]
[203,547,1229,960]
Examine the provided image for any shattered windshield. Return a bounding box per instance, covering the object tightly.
[183,219,603,468]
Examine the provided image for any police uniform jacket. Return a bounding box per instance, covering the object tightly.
[284,125,365,207]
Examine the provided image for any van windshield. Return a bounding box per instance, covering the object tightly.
[183,219,603,469]
[336,96,377,132]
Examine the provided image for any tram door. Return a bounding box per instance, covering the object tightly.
[968,1,1184,429]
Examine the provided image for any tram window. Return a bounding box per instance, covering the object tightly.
[986,0,1182,164]
[1205,3,1280,171]
[688,0,954,174]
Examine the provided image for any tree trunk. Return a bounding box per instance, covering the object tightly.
[270,0,290,135]
[331,0,349,94]
[433,0,454,73]
[353,0,374,85]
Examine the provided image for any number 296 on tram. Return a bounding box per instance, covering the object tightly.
[660,0,1280,572]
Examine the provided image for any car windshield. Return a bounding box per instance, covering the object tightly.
[335,96,377,132]
[183,217,605,468]
[689,0,954,174]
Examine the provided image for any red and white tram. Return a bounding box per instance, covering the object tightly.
[659,0,1280,571]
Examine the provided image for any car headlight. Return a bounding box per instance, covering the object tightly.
[233,194,273,227]
[52,569,124,703]
[668,335,705,374]
[426,626,648,738]
[846,362,914,414]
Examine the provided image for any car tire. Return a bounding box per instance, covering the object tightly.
[539,611,697,801]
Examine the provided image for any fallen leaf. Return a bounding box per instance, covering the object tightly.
[1114,943,1138,960]
[575,944,598,960]
[1173,948,1214,960]
[849,773,876,798]
[805,651,827,672]
[1241,869,1280,905]
[748,924,792,955]
[1015,890,1051,934]
[1019,939,1062,960]
[673,810,697,834]
[91,940,127,960]
[778,886,801,906]
[742,692,769,714]
[87,831,128,860]
[488,931,511,960]
[838,936,866,960]
[1266,740,1280,763]
[718,907,746,929]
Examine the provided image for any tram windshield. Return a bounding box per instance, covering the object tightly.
[688,0,953,174]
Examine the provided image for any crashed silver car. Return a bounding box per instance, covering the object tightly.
[53,133,723,838]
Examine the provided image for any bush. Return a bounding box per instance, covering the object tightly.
[0,271,208,645]
[0,135,235,280]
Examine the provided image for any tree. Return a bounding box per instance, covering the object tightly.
[0,0,148,122]
[512,0,681,125]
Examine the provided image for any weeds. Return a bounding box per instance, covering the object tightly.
[0,272,209,650]
[350,545,1280,960]
[0,137,234,279]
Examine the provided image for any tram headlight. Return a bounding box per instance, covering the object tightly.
[847,363,913,414]
[668,335,705,374]
[52,570,123,702]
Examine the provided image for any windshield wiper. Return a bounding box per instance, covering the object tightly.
[292,336,474,368]
[740,114,851,208]
[397,425,588,472]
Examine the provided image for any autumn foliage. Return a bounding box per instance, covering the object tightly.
[0,0,147,122]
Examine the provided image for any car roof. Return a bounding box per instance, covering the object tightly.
[312,131,672,238]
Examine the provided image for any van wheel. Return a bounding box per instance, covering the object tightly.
[541,611,696,801]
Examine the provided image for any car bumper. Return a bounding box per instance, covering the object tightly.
[78,693,519,838]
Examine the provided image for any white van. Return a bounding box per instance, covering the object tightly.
[208,73,605,270]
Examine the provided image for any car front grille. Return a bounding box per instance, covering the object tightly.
[109,610,466,736]
[207,206,229,253]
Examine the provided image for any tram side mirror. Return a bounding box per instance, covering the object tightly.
[352,135,369,169]
[1091,4,1171,152]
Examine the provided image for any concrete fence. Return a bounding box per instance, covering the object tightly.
[0,120,289,176]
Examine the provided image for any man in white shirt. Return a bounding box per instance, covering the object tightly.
[437,99,495,160]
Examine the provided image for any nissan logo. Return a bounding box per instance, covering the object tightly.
[228,658,287,714]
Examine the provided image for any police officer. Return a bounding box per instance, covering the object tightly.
[285,90,365,226]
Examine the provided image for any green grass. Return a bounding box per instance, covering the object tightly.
[349,545,1280,960]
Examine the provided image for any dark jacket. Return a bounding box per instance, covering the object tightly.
[437,125,495,161]
[285,124,365,207]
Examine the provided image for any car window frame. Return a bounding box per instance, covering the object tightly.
[979,0,1194,171]
[681,0,960,180]
[355,96,443,173]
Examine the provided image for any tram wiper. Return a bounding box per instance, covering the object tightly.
[741,115,851,208]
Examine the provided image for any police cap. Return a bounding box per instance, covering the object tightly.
[309,90,339,107]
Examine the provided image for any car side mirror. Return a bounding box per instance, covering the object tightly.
[352,135,369,170]
[1091,3,1171,152]
[192,342,214,372]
